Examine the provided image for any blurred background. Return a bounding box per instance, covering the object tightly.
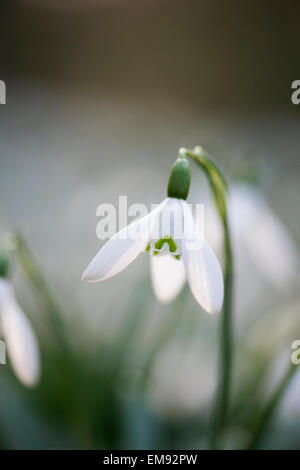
[0,0,300,449]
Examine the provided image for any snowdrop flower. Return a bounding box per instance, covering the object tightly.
[0,254,40,387]
[82,157,224,314]
[206,182,300,292]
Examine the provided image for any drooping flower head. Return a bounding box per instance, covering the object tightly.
[82,155,224,314]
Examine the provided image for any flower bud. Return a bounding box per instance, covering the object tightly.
[167,157,191,200]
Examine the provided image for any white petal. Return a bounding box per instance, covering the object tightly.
[229,184,260,239]
[201,202,223,256]
[181,200,224,314]
[82,199,168,282]
[150,254,186,303]
[149,197,184,253]
[0,278,14,312]
[2,298,40,387]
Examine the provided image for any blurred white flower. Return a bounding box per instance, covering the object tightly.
[0,278,40,387]
[282,367,300,416]
[82,197,224,314]
[206,183,300,292]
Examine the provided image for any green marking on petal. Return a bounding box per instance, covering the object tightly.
[147,236,181,259]
[155,235,177,253]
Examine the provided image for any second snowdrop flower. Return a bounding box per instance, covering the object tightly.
[82,156,224,314]
[0,252,40,387]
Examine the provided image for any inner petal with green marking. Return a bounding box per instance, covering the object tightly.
[145,235,181,260]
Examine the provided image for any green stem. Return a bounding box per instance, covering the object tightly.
[180,147,233,449]
[211,217,233,448]
[248,363,297,449]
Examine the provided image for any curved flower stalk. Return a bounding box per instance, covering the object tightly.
[0,253,40,387]
[82,162,224,314]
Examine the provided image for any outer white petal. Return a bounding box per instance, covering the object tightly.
[2,297,40,387]
[150,255,186,303]
[0,278,14,312]
[82,199,168,282]
[181,200,224,314]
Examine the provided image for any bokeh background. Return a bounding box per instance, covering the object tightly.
[0,0,300,449]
